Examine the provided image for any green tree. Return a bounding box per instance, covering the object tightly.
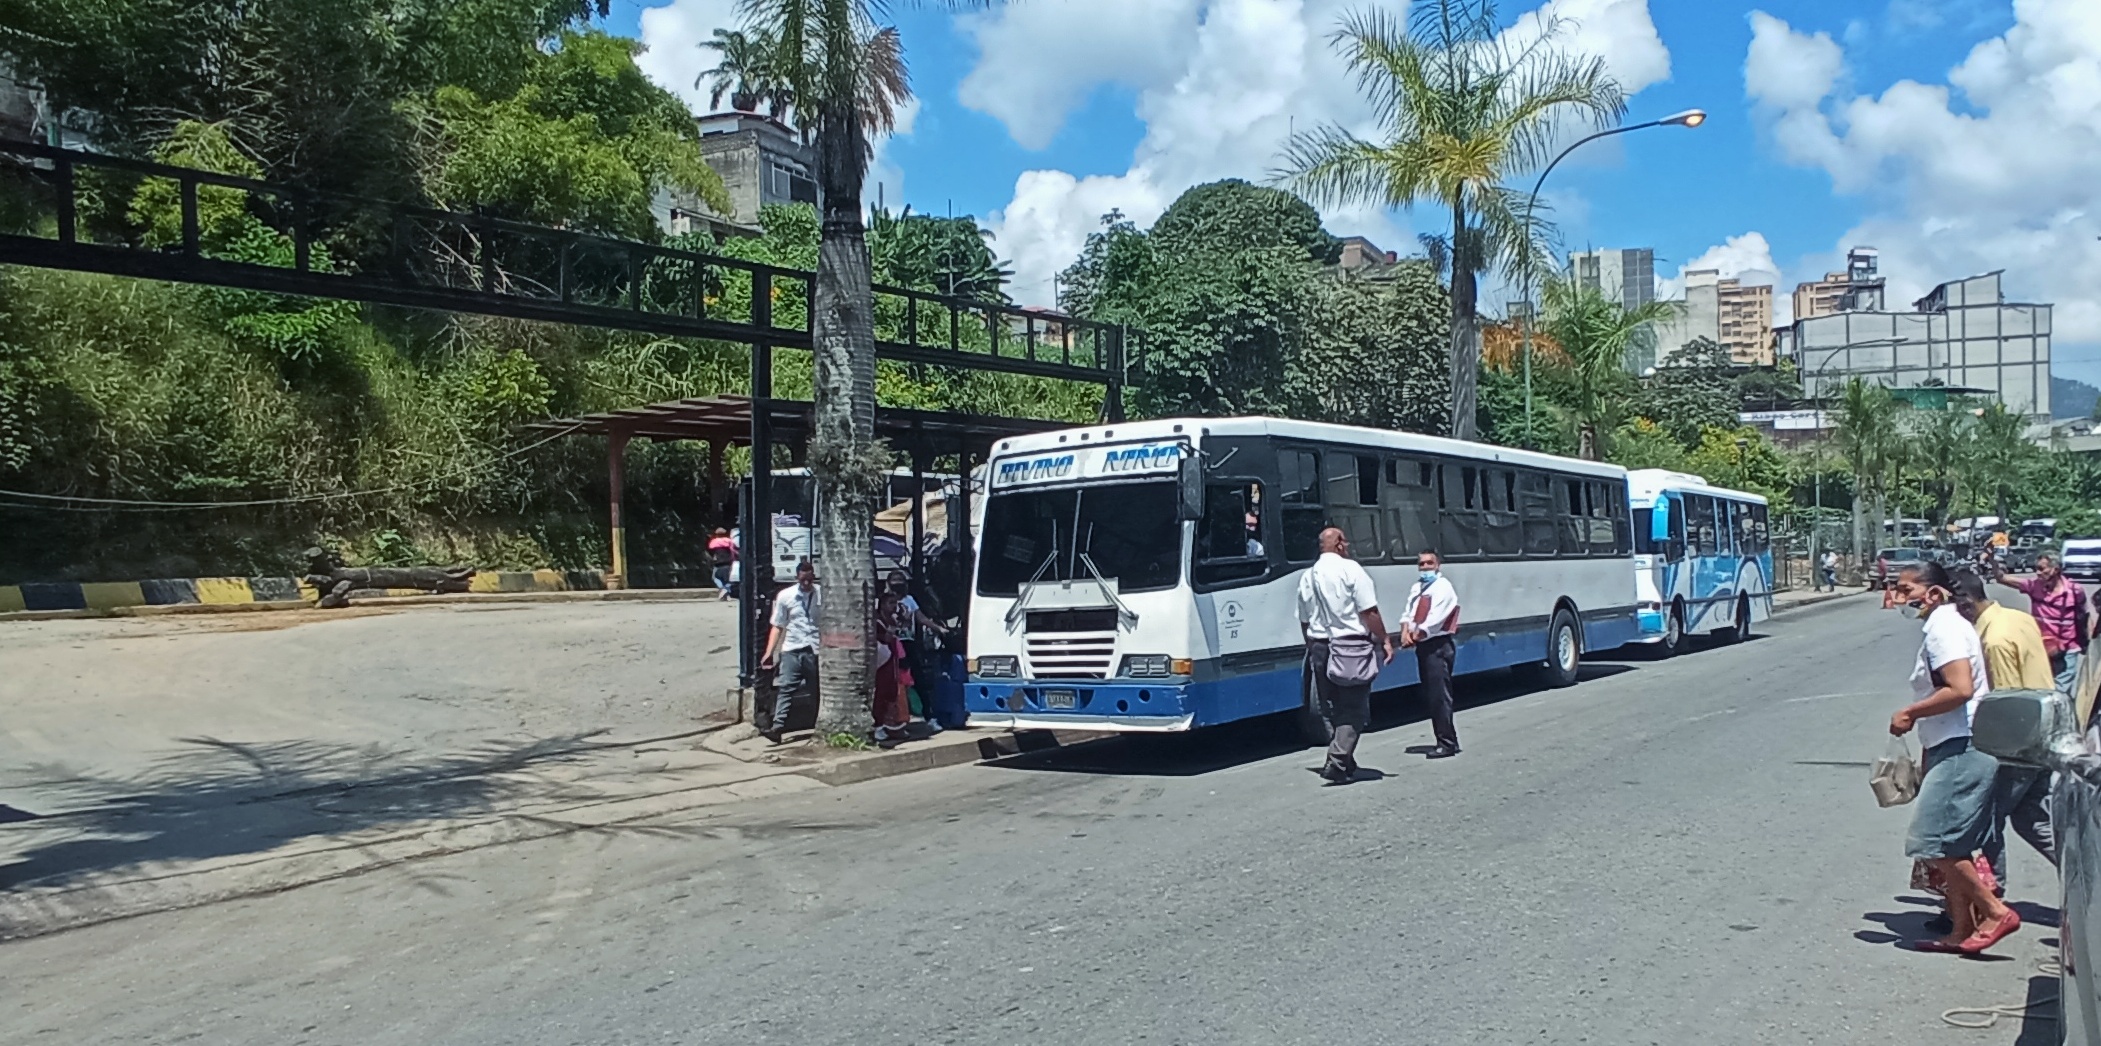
[1278,0,1625,440]
[1910,405,1974,528]
[1058,209,1157,321]
[698,27,792,116]
[1833,378,1900,556]
[1971,401,2036,525]
[1538,278,1678,459]
[868,207,1011,301]
[1294,264,1451,433]
[1628,337,1737,447]
[405,30,729,239]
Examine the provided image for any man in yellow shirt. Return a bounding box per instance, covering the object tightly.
[1951,571,2057,896]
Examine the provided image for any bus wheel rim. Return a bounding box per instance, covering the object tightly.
[1556,624,1577,670]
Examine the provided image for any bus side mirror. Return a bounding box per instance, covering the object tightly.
[1177,453,1203,521]
[1651,499,1671,543]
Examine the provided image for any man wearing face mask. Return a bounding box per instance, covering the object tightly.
[1401,549,1462,759]
[1889,561,2019,954]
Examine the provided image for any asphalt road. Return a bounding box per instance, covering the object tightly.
[0,596,2060,1045]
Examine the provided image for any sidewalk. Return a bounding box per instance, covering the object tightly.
[0,719,1101,941]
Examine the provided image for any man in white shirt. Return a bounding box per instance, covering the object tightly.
[1401,549,1462,759]
[1298,527,1393,784]
[760,559,821,745]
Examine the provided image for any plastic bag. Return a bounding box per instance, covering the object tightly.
[1871,735,1921,807]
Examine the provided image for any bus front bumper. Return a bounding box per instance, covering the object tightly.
[967,679,1196,732]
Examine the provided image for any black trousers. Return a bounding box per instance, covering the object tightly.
[1415,633,1458,749]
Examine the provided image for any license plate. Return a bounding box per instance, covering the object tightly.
[1044,689,1077,710]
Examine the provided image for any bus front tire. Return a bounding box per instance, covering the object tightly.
[1658,602,1687,659]
[1537,610,1582,688]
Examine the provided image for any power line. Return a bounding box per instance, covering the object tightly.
[0,424,583,513]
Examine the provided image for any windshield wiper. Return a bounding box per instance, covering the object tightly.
[1003,546,1060,631]
[1078,552,1140,631]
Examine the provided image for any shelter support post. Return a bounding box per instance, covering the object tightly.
[607,429,630,590]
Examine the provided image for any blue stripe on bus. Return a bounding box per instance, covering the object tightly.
[967,613,1647,727]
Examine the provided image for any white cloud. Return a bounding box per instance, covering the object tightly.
[1744,2,2101,355]
[976,0,1675,306]
[635,0,741,114]
[1657,231,1790,323]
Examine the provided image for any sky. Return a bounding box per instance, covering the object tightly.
[604,0,2101,388]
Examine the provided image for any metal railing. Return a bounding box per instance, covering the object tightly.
[0,138,1124,388]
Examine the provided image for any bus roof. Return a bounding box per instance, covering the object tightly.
[987,416,1629,479]
[1625,468,1767,505]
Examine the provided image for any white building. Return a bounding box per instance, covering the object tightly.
[1774,270,2052,422]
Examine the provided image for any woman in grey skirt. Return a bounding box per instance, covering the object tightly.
[1889,561,2021,954]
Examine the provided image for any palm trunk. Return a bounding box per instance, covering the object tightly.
[1577,421,1598,461]
[1447,207,1478,441]
[810,101,877,740]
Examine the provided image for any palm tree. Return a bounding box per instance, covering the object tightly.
[724,4,912,740]
[1278,0,1625,440]
[1833,378,1899,558]
[1911,405,1973,530]
[1539,278,1677,459]
[698,28,789,116]
[1971,400,2035,525]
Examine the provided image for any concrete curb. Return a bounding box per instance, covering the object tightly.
[0,587,719,622]
[1772,590,1866,613]
[0,725,1109,941]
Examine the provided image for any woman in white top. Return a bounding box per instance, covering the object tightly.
[1888,560,2020,954]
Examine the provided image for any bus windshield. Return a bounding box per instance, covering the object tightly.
[977,481,1183,596]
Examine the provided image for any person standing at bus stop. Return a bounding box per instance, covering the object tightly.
[759,559,820,746]
[1298,527,1392,784]
[1994,552,2087,692]
[1402,550,1463,759]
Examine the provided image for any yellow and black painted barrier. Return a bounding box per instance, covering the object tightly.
[0,570,605,614]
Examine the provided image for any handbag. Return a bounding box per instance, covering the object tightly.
[1325,633,1381,686]
[1870,735,1921,807]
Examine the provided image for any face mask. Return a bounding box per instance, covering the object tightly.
[1899,600,1926,620]
[1419,569,1440,585]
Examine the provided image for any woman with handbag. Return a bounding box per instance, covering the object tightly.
[1888,560,2020,954]
[1297,526,1393,785]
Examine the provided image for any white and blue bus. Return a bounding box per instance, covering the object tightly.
[1626,469,1773,656]
[964,417,1642,737]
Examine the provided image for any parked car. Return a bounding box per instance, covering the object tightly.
[1970,684,2096,1042]
[2065,539,2101,583]
[1872,546,1924,589]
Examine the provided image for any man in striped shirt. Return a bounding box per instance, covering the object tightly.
[1996,553,2088,693]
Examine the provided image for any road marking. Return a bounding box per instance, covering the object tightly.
[1686,707,1738,723]
[1783,692,1879,704]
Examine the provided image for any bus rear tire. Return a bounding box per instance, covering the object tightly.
[1534,610,1581,688]
[1295,669,1330,747]
[1722,595,1752,644]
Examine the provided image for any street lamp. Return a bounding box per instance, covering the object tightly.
[1519,108,1707,446]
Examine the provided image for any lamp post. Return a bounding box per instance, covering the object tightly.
[1520,108,1706,447]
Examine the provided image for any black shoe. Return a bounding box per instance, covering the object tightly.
[1426,745,1460,759]
[762,728,785,746]
[1319,761,1353,784]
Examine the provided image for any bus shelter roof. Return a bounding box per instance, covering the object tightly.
[524,394,1071,459]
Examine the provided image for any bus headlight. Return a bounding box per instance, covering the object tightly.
[1120,654,1185,678]
[974,655,1019,678]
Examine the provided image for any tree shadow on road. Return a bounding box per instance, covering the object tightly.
[988,663,1634,778]
[0,731,658,892]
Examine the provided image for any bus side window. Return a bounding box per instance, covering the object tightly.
[1560,478,1589,556]
[1749,503,1770,556]
[1482,468,1521,557]
[1688,495,1717,557]
[1279,448,1325,563]
[1195,482,1268,586]
[1587,481,1619,556]
[1518,471,1557,556]
[1439,463,1479,558]
[1386,456,1439,560]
